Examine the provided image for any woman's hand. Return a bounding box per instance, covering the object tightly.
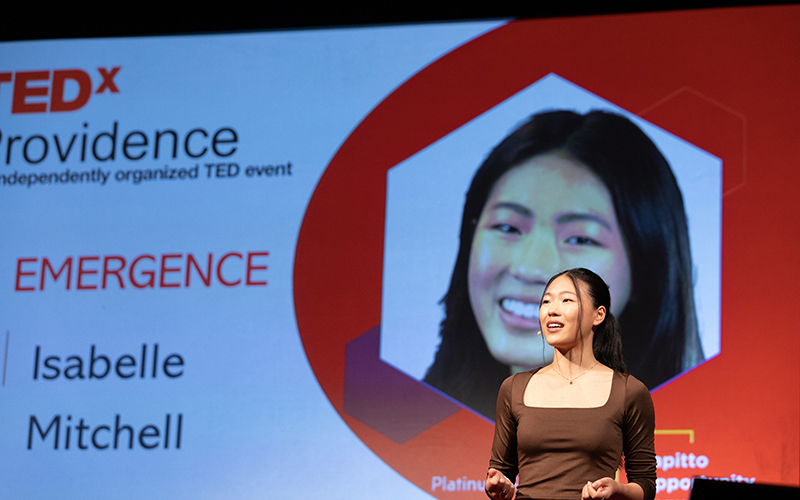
[485,468,515,500]
[581,478,643,500]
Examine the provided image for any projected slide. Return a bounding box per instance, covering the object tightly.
[1,6,798,499]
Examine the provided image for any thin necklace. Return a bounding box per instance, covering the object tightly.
[553,360,599,385]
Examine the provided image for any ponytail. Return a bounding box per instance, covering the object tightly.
[593,311,626,373]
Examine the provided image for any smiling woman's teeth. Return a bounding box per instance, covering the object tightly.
[500,298,538,318]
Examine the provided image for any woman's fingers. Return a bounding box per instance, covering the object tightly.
[581,480,597,499]
[485,468,502,487]
[582,477,620,499]
[485,469,513,500]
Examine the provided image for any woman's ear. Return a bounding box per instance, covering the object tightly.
[593,305,607,326]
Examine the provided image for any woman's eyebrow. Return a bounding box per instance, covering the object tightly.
[555,212,612,230]
[491,201,532,218]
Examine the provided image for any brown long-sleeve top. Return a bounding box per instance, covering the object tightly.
[489,369,656,500]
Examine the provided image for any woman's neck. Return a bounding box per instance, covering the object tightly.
[550,346,598,378]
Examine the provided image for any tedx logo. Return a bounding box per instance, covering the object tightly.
[0,67,121,114]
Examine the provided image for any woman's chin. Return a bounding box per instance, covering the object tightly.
[482,325,554,368]
[491,349,554,371]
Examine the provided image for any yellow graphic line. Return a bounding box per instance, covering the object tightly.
[655,429,695,444]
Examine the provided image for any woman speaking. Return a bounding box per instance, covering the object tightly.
[485,268,656,500]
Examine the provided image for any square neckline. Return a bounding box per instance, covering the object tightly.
[520,367,618,409]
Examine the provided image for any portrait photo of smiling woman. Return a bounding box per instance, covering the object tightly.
[421,109,705,419]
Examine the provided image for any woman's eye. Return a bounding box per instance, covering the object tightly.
[564,235,601,246]
[491,223,520,234]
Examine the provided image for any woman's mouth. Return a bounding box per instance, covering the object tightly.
[498,298,541,331]
[546,321,564,331]
[500,298,538,319]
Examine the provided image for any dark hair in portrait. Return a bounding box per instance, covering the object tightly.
[423,109,703,420]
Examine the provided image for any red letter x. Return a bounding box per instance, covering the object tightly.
[96,66,121,94]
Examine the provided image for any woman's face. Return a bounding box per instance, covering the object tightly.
[539,275,606,351]
[467,153,631,369]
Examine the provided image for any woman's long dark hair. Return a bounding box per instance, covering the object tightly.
[423,109,703,420]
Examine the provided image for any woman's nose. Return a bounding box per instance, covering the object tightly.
[509,225,559,283]
[539,300,562,326]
